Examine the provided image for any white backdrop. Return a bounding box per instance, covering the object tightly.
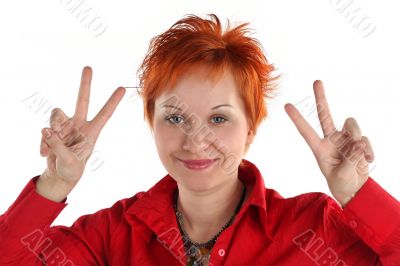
[0,0,399,227]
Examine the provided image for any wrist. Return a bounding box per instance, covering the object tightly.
[335,193,356,208]
[36,170,76,203]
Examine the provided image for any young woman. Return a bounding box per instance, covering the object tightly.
[0,14,399,266]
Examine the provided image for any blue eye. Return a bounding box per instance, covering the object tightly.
[165,115,228,125]
[212,116,227,123]
[166,115,184,124]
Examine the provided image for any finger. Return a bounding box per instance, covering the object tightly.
[50,108,69,133]
[284,103,321,153]
[328,130,352,151]
[58,119,75,141]
[41,128,75,161]
[342,117,362,140]
[346,140,366,163]
[74,66,92,121]
[313,80,337,137]
[339,137,355,155]
[90,87,126,134]
[40,136,50,157]
[362,136,374,162]
[345,140,370,175]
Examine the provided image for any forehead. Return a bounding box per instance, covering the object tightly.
[155,65,241,108]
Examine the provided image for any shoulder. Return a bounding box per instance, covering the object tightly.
[100,191,146,219]
[264,188,344,229]
[68,191,146,231]
[267,187,340,212]
[264,188,361,248]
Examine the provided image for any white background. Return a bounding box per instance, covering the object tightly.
[0,0,399,226]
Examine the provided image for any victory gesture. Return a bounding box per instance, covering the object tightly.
[284,80,375,207]
[37,66,126,202]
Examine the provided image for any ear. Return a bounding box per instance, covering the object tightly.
[246,129,255,145]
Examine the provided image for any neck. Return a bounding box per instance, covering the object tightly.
[176,174,247,243]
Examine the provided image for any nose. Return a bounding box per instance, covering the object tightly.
[182,130,209,154]
[181,120,219,156]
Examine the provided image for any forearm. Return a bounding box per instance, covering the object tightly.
[0,176,69,264]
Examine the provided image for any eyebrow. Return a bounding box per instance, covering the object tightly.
[162,104,233,111]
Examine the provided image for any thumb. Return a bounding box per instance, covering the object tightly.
[41,128,74,160]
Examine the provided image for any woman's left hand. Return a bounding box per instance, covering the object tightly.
[284,80,375,207]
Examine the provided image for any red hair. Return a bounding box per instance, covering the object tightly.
[137,13,280,137]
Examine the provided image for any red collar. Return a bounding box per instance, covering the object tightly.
[124,159,274,245]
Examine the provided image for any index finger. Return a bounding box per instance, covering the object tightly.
[314,80,337,137]
[285,103,321,153]
[74,66,92,121]
[90,86,126,135]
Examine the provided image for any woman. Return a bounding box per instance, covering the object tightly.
[0,14,399,266]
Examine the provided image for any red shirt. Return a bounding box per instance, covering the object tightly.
[0,159,399,265]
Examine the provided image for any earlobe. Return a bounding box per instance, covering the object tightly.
[246,130,255,145]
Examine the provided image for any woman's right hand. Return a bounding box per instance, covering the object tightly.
[37,66,126,202]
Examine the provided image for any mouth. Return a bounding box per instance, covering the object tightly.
[178,158,219,170]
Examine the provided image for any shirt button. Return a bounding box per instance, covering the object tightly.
[349,220,358,228]
[218,249,225,256]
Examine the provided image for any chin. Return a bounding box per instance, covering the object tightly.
[178,178,217,193]
[168,168,217,191]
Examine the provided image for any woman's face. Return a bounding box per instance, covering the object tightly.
[153,65,254,192]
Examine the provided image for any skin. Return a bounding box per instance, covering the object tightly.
[284,81,374,206]
[39,66,374,243]
[38,66,126,202]
[152,64,255,242]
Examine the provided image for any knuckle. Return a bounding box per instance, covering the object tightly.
[51,108,67,120]
[51,107,61,115]
[51,108,64,120]
[346,117,356,123]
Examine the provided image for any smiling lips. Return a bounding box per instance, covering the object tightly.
[179,158,219,170]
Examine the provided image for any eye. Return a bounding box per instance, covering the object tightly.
[211,116,227,124]
[165,114,184,124]
[165,114,228,125]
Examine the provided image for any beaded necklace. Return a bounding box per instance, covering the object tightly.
[173,184,247,266]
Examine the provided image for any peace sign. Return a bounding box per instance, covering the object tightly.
[284,80,374,207]
[37,66,126,202]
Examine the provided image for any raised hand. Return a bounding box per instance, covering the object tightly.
[37,66,126,201]
[284,80,374,207]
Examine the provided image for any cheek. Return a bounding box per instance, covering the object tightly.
[208,125,248,153]
[154,126,181,152]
